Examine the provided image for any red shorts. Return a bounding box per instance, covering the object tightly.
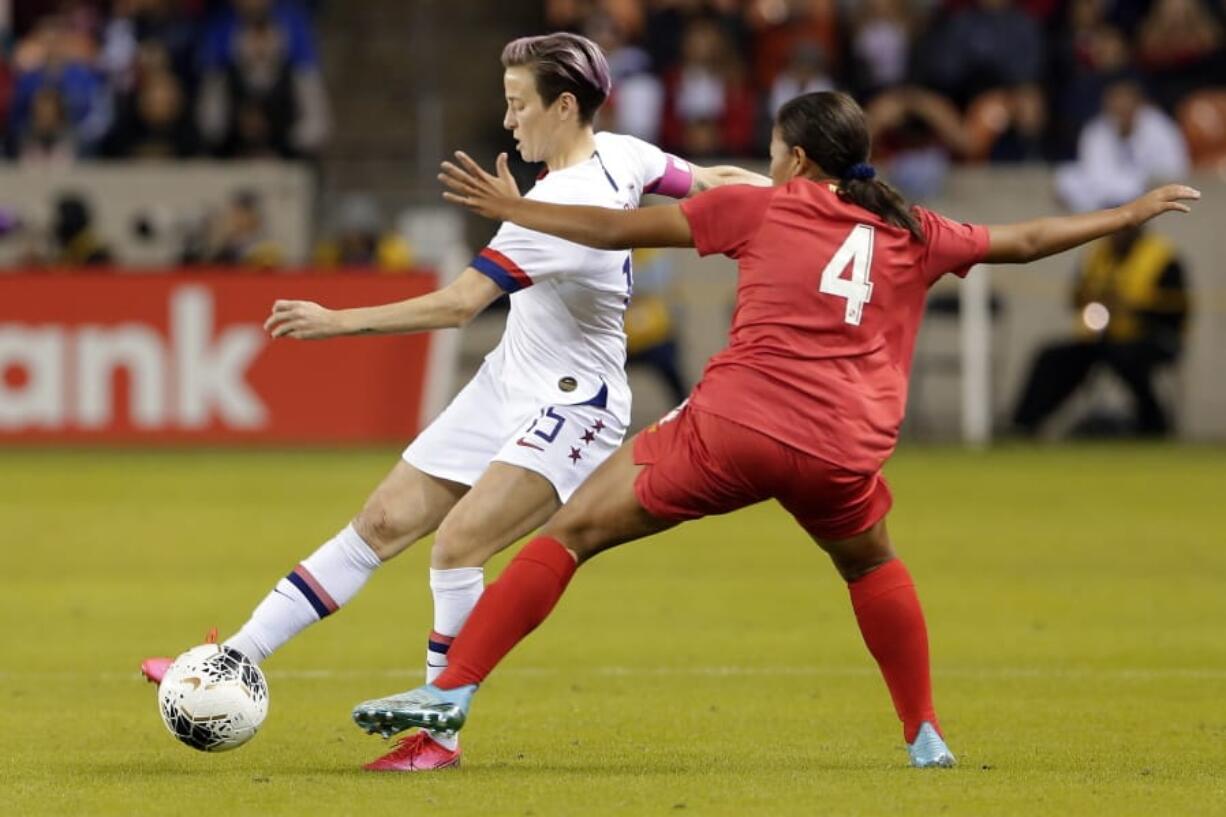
[632,404,892,541]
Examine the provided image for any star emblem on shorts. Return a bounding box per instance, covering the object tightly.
[592,419,605,433]
[581,429,596,444]
[568,447,582,464]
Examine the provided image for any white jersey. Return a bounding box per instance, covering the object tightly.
[403,131,694,501]
[469,131,694,423]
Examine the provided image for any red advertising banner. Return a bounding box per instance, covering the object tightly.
[0,271,440,444]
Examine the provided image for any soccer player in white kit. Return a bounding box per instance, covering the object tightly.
[140,32,768,772]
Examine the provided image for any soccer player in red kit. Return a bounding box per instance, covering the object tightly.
[351,91,1201,767]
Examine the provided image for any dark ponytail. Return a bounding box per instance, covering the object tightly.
[777,91,924,241]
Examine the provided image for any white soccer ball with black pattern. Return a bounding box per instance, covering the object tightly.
[156,643,269,752]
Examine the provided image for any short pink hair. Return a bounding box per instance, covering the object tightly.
[501,32,611,123]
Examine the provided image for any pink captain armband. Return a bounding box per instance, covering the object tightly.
[644,154,694,199]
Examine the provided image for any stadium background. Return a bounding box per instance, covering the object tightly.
[1,2,1224,816]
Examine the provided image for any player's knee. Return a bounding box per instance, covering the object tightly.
[353,501,423,560]
[432,514,493,569]
[430,534,482,569]
[540,514,602,564]
[818,523,894,582]
[833,550,894,582]
[824,538,895,582]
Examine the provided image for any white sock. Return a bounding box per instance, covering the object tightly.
[225,524,382,664]
[425,566,483,750]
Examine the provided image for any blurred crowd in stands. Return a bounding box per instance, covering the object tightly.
[554,0,1224,203]
[0,0,329,162]
[3,0,1221,273]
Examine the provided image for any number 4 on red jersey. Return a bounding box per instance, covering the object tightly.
[819,224,875,326]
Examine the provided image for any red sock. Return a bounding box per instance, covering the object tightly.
[848,558,939,743]
[435,536,577,689]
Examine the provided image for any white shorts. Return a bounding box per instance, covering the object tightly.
[402,364,626,503]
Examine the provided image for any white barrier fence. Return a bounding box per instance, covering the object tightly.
[0,162,314,267]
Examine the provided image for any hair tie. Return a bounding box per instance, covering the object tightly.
[844,162,876,182]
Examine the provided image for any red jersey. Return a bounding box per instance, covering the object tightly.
[678,179,989,474]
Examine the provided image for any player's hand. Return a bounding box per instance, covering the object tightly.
[264,299,346,340]
[1123,184,1201,227]
[439,151,519,220]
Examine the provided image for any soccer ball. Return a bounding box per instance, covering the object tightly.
[157,643,269,752]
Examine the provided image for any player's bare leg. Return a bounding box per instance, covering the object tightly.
[353,461,471,560]
[420,462,562,700]
[352,440,675,738]
[430,462,562,569]
[816,520,955,768]
[365,463,561,771]
[141,461,466,684]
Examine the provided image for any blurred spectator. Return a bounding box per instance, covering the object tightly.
[199,0,318,78]
[181,189,283,267]
[1178,87,1226,169]
[660,17,755,157]
[746,0,838,93]
[1055,76,1189,212]
[587,10,664,141]
[1136,0,1226,108]
[1137,0,1223,68]
[768,40,833,117]
[0,53,14,133]
[100,0,198,98]
[865,85,969,199]
[1050,0,1135,158]
[1060,0,1113,69]
[17,85,77,161]
[313,194,413,271]
[49,193,113,265]
[102,60,197,158]
[197,0,329,158]
[642,0,747,78]
[914,0,1043,106]
[546,0,645,38]
[937,0,1063,24]
[118,39,175,96]
[847,0,912,96]
[1012,220,1190,437]
[963,84,1046,162]
[9,13,110,156]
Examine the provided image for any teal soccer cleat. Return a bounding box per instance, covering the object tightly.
[352,684,477,739]
[907,722,957,768]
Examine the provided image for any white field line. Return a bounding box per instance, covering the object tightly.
[2,665,1226,683]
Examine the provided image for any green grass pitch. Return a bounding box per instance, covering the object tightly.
[2,444,1224,816]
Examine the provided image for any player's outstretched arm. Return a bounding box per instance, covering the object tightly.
[688,164,772,194]
[984,184,1200,264]
[264,268,503,339]
[440,151,695,250]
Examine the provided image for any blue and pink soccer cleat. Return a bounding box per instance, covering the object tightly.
[352,683,477,738]
[907,722,957,768]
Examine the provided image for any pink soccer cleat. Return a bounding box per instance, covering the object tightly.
[140,656,173,685]
[362,731,461,772]
[140,627,218,685]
